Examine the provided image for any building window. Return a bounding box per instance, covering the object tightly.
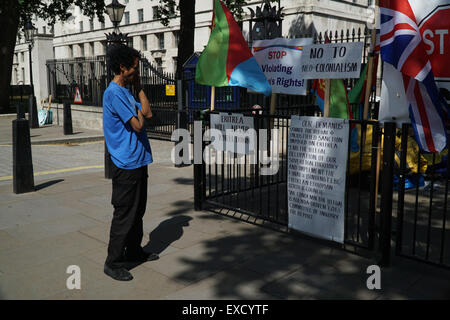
[156,33,164,49]
[43,26,46,34]
[79,21,83,32]
[102,42,107,55]
[127,37,133,47]
[152,6,159,20]
[138,9,144,22]
[80,44,85,57]
[173,57,177,74]
[124,12,130,25]
[90,19,94,31]
[90,42,95,56]
[173,31,180,46]
[141,35,147,51]
[101,21,105,29]
[21,52,24,62]
[22,68,25,83]
[155,58,163,73]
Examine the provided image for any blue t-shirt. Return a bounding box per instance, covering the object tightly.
[103,81,153,169]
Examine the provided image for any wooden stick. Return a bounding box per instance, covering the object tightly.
[48,95,52,111]
[323,79,331,117]
[210,86,215,111]
[269,92,277,129]
[370,0,382,221]
[362,28,377,121]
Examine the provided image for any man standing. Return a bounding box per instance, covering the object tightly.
[103,44,158,281]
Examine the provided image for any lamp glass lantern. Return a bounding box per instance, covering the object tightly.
[106,0,126,27]
[23,19,36,43]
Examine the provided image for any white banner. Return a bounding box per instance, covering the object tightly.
[209,113,255,155]
[300,42,363,79]
[288,116,349,243]
[252,38,314,95]
[379,63,411,126]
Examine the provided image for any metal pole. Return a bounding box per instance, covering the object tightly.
[378,122,396,267]
[28,43,39,128]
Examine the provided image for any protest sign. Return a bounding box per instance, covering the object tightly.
[288,116,349,243]
[300,42,363,79]
[252,38,313,95]
[209,113,255,155]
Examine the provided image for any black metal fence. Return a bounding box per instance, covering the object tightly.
[46,56,107,106]
[8,85,32,113]
[395,124,450,268]
[192,111,450,268]
[194,111,382,252]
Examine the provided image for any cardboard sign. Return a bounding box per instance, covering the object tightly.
[209,113,255,155]
[166,84,176,96]
[287,116,349,243]
[252,38,314,95]
[73,87,82,104]
[299,42,363,79]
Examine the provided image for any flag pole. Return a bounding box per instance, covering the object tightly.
[365,0,381,224]
[323,79,331,117]
[211,86,215,111]
[210,0,215,112]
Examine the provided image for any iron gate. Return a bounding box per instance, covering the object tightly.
[194,111,383,254]
[395,123,450,269]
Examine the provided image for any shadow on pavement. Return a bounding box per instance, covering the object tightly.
[144,215,192,255]
[125,215,192,271]
[34,179,64,191]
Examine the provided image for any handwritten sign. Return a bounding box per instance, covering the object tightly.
[288,116,349,243]
[252,38,313,95]
[299,42,363,79]
[209,113,255,155]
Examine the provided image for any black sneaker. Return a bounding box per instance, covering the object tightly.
[125,250,159,263]
[104,264,133,281]
[143,252,159,262]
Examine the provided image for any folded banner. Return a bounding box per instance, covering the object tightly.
[195,0,272,97]
[380,0,449,153]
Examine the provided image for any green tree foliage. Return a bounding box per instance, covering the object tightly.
[156,0,249,27]
[156,0,278,78]
[0,0,106,113]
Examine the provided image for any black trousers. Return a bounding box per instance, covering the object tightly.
[105,161,148,269]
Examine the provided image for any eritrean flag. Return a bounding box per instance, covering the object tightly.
[195,0,272,97]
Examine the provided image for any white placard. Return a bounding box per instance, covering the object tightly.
[209,113,255,155]
[300,42,364,79]
[288,116,349,243]
[379,63,411,127]
[252,38,314,95]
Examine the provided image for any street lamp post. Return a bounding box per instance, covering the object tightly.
[24,18,39,129]
[104,0,128,179]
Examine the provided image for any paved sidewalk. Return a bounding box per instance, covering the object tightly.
[0,121,449,300]
[0,118,103,145]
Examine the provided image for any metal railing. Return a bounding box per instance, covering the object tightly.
[194,111,382,252]
[395,124,450,269]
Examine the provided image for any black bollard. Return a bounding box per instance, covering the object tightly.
[16,102,26,119]
[28,95,39,128]
[104,142,113,179]
[63,101,73,135]
[13,119,35,194]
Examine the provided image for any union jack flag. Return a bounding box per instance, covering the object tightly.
[380,0,448,153]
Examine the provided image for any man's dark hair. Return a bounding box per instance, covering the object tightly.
[107,44,140,75]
